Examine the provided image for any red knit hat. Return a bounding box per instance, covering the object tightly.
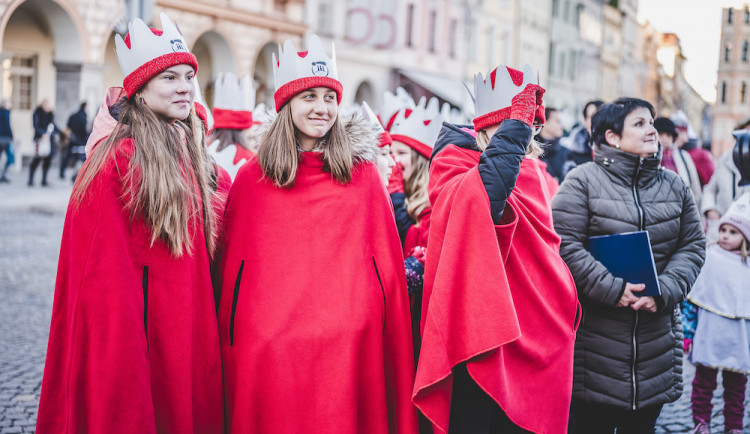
[212,73,255,130]
[115,13,199,98]
[471,64,545,132]
[272,35,342,112]
[390,96,443,158]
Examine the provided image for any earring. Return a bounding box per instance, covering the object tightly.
[614,143,620,149]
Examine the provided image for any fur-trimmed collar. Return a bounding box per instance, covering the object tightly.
[256,109,379,163]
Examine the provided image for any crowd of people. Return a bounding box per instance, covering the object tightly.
[30,12,750,434]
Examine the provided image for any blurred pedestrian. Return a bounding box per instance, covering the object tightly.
[207,72,257,181]
[414,64,580,434]
[36,13,228,433]
[537,106,575,183]
[682,193,750,434]
[216,34,417,433]
[655,116,702,207]
[29,99,58,186]
[672,111,714,187]
[60,101,89,182]
[561,99,603,165]
[552,98,705,433]
[0,99,13,183]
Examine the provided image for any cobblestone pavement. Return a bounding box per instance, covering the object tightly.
[2,167,750,433]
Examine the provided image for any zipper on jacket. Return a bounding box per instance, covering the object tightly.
[631,310,640,410]
[230,261,245,347]
[630,158,645,410]
[142,266,149,346]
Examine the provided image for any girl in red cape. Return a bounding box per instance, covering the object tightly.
[412,64,581,433]
[36,13,228,433]
[216,35,418,433]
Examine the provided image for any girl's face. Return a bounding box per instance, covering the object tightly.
[718,223,746,252]
[390,140,413,178]
[607,107,658,158]
[140,64,195,122]
[375,145,396,187]
[289,87,337,150]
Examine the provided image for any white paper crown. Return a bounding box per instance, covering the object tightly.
[213,73,255,112]
[272,35,341,110]
[361,101,385,134]
[390,96,443,157]
[381,87,416,131]
[471,64,536,120]
[114,13,197,97]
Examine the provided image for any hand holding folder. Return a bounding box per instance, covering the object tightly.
[587,230,661,298]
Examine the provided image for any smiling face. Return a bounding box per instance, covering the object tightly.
[718,223,746,252]
[289,87,337,150]
[607,107,658,158]
[139,64,195,122]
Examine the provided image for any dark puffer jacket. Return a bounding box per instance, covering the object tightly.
[551,143,705,410]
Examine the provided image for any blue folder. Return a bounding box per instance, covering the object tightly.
[587,230,661,297]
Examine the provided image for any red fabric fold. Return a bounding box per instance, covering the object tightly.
[413,144,580,434]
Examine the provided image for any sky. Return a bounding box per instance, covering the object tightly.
[637,0,749,104]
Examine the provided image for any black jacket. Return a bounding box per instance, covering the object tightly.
[551,143,705,410]
[433,120,531,224]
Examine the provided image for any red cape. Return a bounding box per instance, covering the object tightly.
[37,139,229,433]
[413,144,580,433]
[218,153,418,433]
[403,207,431,257]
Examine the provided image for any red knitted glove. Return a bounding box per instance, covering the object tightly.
[387,162,405,195]
[509,84,541,127]
[409,246,427,265]
[683,338,693,354]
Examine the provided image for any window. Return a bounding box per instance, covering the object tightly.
[449,19,458,58]
[726,43,732,62]
[468,18,478,62]
[548,43,556,75]
[564,0,570,22]
[742,82,747,103]
[487,26,496,65]
[745,7,749,23]
[569,49,576,79]
[317,1,332,35]
[728,8,734,24]
[722,81,727,104]
[559,51,566,78]
[552,0,559,18]
[2,55,36,111]
[406,4,415,47]
[428,10,437,53]
[743,41,748,62]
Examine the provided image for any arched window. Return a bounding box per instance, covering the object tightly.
[726,43,732,62]
[743,41,749,62]
[741,82,746,103]
[722,81,728,104]
[729,8,734,24]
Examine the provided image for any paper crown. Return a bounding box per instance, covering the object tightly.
[362,102,392,147]
[719,192,750,242]
[470,64,542,132]
[114,13,198,98]
[381,87,416,131]
[272,34,342,112]
[193,75,213,132]
[390,96,443,158]
[212,73,255,130]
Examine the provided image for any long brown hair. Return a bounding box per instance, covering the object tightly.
[257,102,353,188]
[208,128,252,152]
[405,149,430,221]
[72,97,221,258]
[476,128,543,158]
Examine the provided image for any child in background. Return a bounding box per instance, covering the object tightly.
[683,192,750,434]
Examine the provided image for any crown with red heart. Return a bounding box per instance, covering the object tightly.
[389,96,443,158]
[272,34,342,112]
[114,13,198,98]
[212,73,255,130]
[470,64,545,132]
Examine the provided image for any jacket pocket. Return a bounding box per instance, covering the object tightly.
[142,266,149,345]
[229,261,245,347]
[372,257,386,332]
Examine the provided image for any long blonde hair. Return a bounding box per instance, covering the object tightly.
[476,128,543,158]
[72,97,221,258]
[405,149,430,222]
[257,102,353,188]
